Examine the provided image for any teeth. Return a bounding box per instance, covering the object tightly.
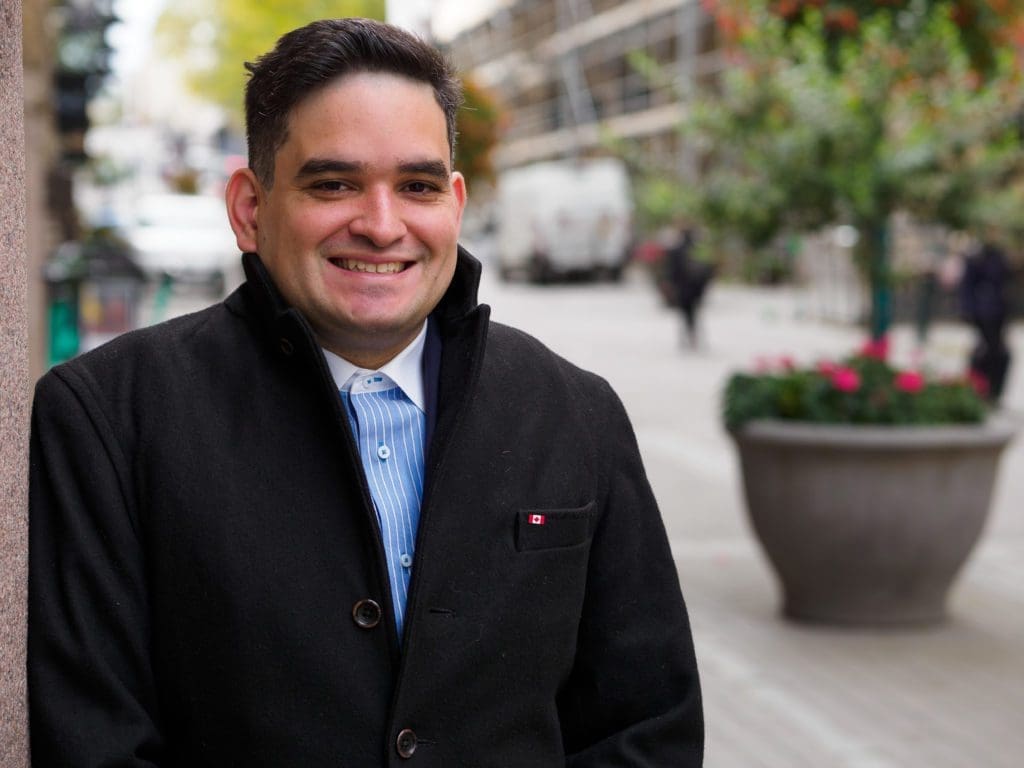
[338,259,405,274]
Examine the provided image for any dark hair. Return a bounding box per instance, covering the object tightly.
[244,18,463,186]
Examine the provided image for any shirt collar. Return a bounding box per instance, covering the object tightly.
[322,323,428,412]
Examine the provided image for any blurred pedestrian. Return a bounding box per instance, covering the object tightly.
[960,238,1012,402]
[28,17,703,767]
[665,221,714,348]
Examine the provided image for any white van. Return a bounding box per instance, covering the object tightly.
[124,193,241,296]
[495,158,633,282]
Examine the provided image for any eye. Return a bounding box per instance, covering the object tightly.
[312,180,350,193]
[404,180,439,195]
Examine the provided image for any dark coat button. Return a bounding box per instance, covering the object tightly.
[279,337,294,355]
[352,599,382,629]
[396,728,417,759]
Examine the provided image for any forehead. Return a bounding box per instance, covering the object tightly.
[282,72,448,156]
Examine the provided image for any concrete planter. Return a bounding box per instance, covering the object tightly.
[730,417,1017,626]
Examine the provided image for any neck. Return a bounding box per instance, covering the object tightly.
[321,323,428,371]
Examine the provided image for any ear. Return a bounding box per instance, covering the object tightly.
[451,170,468,225]
[225,168,262,253]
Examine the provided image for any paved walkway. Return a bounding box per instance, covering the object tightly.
[480,266,1024,768]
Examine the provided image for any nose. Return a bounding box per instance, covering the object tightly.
[348,186,407,247]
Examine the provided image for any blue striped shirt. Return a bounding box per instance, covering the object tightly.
[324,325,428,640]
[341,380,425,637]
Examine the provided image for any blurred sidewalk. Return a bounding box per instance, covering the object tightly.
[480,266,1024,768]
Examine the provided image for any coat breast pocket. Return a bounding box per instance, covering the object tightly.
[515,502,595,552]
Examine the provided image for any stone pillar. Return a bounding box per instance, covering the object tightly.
[1,0,30,765]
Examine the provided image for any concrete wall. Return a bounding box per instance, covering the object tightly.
[1,0,30,764]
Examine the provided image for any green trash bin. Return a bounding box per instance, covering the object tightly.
[44,242,86,367]
[44,230,147,366]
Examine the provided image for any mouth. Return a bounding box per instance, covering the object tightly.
[329,257,410,275]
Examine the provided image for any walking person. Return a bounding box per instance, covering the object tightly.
[664,220,714,348]
[960,238,1013,402]
[28,18,704,766]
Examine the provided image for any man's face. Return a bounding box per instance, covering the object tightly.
[245,72,466,367]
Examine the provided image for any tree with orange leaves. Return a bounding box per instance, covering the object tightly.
[705,0,1024,68]
[678,0,1024,339]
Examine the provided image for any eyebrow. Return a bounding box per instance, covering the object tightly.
[295,158,362,179]
[294,158,450,182]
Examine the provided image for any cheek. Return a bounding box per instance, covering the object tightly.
[428,248,459,292]
[410,208,462,249]
[267,202,341,249]
[291,208,336,246]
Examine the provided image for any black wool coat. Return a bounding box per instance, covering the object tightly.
[29,250,703,767]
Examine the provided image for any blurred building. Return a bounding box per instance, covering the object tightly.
[443,0,719,172]
[23,0,117,379]
[23,0,60,381]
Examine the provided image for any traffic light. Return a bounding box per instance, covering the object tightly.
[52,1,116,162]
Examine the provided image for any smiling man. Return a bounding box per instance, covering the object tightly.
[229,65,466,369]
[28,18,703,767]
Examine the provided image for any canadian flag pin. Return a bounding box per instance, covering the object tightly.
[528,514,546,526]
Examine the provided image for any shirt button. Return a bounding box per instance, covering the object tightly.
[377,444,391,461]
[396,728,417,758]
[400,553,413,568]
[351,599,382,629]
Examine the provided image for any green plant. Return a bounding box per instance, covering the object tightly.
[156,0,386,122]
[723,338,988,428]
[680,1,1024,339]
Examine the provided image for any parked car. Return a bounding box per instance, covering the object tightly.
[495,158,633,283]
[124,193,240,295]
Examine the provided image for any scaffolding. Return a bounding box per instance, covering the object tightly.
[444,0,720,172]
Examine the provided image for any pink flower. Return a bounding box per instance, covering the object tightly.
[967,370,989,397]
[816,359,838,376]
[753,355,796,374]
[858,335,890,361]
[894,370,925,394]
[831,367,861,393]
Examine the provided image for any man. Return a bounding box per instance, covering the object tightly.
[29,18,703,766]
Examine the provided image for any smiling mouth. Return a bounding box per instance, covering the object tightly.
[330,258,409,274]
